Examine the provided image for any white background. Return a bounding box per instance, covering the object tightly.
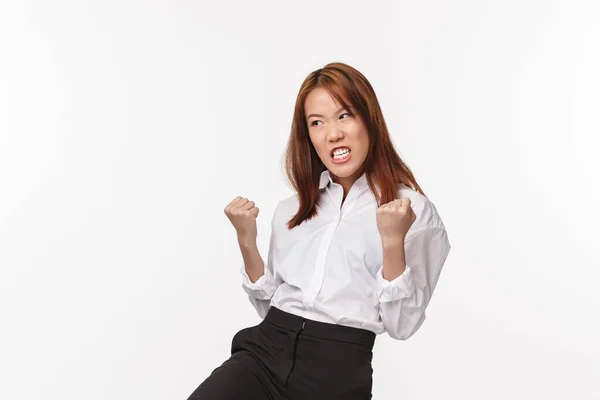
[1,1,599,399]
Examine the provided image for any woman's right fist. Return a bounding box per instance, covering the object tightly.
[224,196,259,240]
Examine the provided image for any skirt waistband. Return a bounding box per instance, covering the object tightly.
[264,306,376,350]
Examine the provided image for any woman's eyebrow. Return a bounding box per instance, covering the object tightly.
[306,107,349,120]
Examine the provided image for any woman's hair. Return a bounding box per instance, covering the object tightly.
[283,62,425,230]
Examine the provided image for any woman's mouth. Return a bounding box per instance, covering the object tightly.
[331,147,351,163]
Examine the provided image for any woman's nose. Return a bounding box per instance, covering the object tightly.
[327,125,344,140]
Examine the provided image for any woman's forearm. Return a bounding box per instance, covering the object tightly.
[381,237,407,281]
[238,236,265,283]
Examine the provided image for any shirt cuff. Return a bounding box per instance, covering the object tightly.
[377,264,415,303]
[240,263,277,300]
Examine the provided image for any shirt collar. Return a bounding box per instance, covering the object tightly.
[319,169,369,190]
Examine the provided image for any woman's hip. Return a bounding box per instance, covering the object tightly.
[231,306,374,398]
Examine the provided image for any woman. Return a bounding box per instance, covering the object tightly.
[187,62,451,399]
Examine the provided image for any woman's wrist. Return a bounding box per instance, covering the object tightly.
[237,234,257,249]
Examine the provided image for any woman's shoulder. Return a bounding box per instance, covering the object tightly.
[268,193,300,228]
[397,184,447,234]
[274,193,300,216]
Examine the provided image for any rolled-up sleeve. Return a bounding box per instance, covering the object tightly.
[377,225,451,340]
[240,203,281,319]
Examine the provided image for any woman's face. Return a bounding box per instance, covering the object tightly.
[305,87,370,190]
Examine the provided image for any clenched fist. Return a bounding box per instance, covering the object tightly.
[376,197,416,243]
[224,196,260,241]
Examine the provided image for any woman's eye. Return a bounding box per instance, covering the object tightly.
[310,120,322,126]
[340,113,350,119]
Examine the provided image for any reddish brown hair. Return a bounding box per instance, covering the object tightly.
[283,62,425,230]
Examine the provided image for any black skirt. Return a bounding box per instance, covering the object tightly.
[187,306,376,399]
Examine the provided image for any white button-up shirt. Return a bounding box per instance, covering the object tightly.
[240,169,451,340]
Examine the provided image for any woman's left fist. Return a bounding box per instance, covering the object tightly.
[376,198,416,242]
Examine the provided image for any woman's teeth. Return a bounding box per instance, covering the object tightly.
[332,149,350,159]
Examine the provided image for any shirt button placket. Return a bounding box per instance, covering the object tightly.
[302,206,342,308]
